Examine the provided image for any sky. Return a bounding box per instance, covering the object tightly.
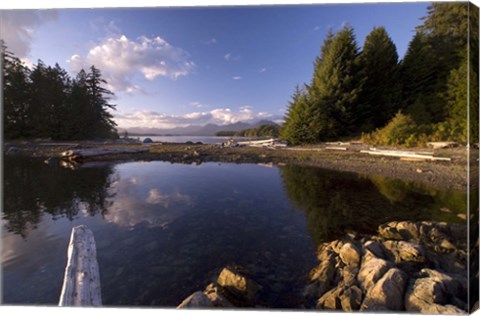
[0,1,432,131]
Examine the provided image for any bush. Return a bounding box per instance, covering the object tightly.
[362,112,421,147]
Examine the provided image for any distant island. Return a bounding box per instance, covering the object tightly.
[215,123,280,137]
[119,120,279,137]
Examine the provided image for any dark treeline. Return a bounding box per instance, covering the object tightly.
[2,42,118,140]
[281,3,479,146]
[215,123,280,137]
[3,156,115,237]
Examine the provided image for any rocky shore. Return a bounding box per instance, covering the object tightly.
[304,220,469,313]
[178,221,472,313]
[4,140,476,190]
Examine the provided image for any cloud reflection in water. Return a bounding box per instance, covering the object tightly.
[104,177,193,229]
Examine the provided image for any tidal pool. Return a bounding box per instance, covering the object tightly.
[1,156,467,307]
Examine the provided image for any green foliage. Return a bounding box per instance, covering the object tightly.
[356,27,400,130]
[280,86,317,145]
[235,124,280,137]
[281,26,363,144]
[215,131,237,136]
[283,3,476,147]
[2,42,118,140]
[217,123,280,137]
[308,25,362,139]
[362,112,437,147]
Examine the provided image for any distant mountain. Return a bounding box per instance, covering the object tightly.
[121,120,278,136]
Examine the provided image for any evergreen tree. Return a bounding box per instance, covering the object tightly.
[280,85,315,145]
[308,25,362,140]
[401,2,469,125]
[2,42,31,139]
[356,27,399,130]
[2,43,118,140]
[85,66,117,139]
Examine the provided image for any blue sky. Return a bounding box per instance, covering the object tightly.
[1,2,430,130]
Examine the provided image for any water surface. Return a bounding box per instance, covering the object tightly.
[1,156,467,307]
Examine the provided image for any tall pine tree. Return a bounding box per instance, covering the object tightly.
[356,27,399,130]
[308,25,362,140]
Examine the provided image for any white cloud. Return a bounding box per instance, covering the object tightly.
[314,26,321,31]
[0,10,57,58]
[259,67,267,73]
[224,53,232,61]
[146,189,190,207]
[205,38,217,44]
[232,76,242,80]
[114,106,276,129]
[190,102,206,109]
[67,34,195,93]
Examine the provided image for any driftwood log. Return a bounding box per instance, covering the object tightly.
[61,147,148,161]
[59,225,102,306]
[360,148,451,161]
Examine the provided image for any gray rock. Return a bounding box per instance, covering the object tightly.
[177,291,213,308]
[339,267,359,286]
[317,286,343,310]
[383,240,426,263]
[217,267,260,301]
[340,285,363,311]
[339,243,361,268]
[364,240,386,259]
[378,221,420,241]
[361,268,408,311]
[204,283,234,307]
[357,251,393,292]
[405,269,467,313]
[305,249,337,299]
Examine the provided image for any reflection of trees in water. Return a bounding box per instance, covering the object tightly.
[279,165,466,245]
[3,156,116,237]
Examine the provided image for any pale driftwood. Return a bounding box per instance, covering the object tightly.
[237,138,276,146]
[62,147,148,160]
[59,225,102,307]
[360,149,451,161]
[325,146,348,151]
[326,141,351,146]
[427,141,458,149]
[39,143,79,147]
[284,147,323,152]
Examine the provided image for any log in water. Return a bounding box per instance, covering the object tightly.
[59,225,102,306]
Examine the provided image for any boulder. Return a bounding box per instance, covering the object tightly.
[317,286,343,310]
[382,240,426,263]
[204,283,234,307]
[217,267,260,302]
[405,269,466,313]
[339,243,361,268]
[317,284,363,311]
[339,267,359,286]
[357,251,393,292]
[177,291,213,308]
[364,240,386,260]
[305,249,337,299]
[378,221,420,241]
[340,285,363,311]
[361,268,408,311]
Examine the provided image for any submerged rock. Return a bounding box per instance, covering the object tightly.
[177,291,213,308]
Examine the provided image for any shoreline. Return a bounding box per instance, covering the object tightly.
[5,141,477,191]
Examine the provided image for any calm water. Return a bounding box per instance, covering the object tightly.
[1,156,468,307]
